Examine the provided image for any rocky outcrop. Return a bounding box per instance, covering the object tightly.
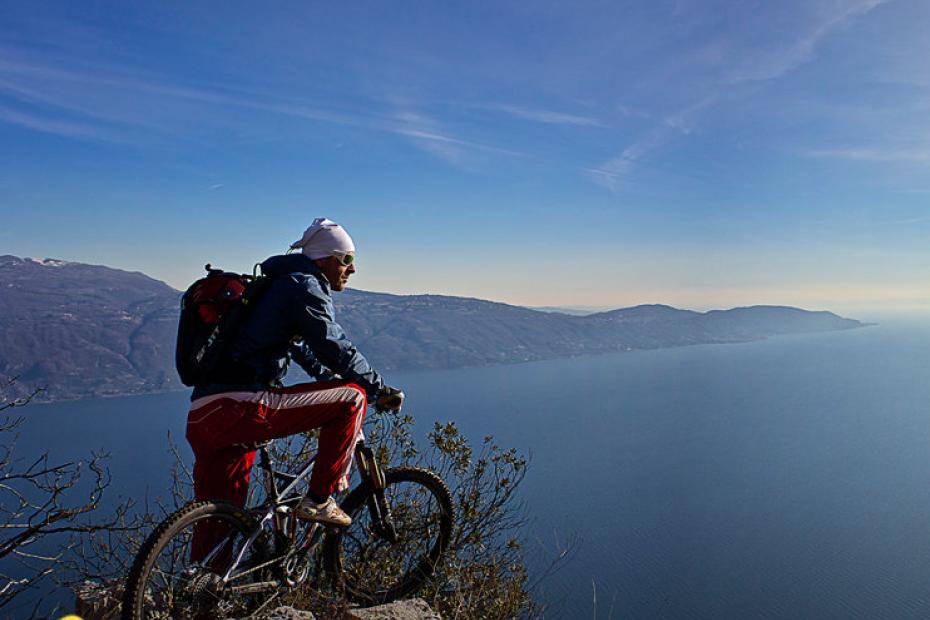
[344,599,441,619]
[72,581,440,620]
[248,600,442,620]
[74,580,121,619]
[251,608,317,620]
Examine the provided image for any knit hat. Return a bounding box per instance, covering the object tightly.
[290,218,355,260]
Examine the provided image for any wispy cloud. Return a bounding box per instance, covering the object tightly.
[587,97,714,191]
[616,104,652,120]
[894,215,930,224]
[0,53,363,132]
[392,111,467,163]
[0,103,115,141]
[725,0,890,83]
[0,55,252,136]
[388,110,523,164]
[587,0,889,192]
[802,146,930,163]
[584,129,672,191]
[478,103,604,127]
[0,49,518,165]
[661,96,715,134]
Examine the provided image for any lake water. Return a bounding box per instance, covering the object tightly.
[16,318,930,618]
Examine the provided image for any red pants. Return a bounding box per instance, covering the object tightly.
[185,381,367,563]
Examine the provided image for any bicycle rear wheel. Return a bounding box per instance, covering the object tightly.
[324,467,454,604]
[121,500,276,620]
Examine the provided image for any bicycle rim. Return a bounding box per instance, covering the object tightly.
[325,467,454,604]
[121,501,276,620]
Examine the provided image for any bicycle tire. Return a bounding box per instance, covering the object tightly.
[121,500,274,620]
[324,467,454,604]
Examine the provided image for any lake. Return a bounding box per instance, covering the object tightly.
[15,317,930,618]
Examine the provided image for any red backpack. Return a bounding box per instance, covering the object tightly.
[175,264,270,387]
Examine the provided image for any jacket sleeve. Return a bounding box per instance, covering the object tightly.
[289,341,334,380]
[292,282,385,399]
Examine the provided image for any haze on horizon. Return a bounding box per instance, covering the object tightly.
[1,1,929,315]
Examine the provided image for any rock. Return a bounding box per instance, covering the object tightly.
[72,585,438,620]
[74,580,122,620]
[344,598,441,620]
[251,607,317,619]
[245,600,442,620]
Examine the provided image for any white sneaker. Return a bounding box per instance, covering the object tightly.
[295,496,351,526]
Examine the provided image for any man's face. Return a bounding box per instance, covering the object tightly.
[315,255,355,292]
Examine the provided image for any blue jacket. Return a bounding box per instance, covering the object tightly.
[191,253,385,401]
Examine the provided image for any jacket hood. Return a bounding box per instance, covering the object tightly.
[260,253,322,278]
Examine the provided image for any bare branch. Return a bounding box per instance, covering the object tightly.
[0,376,132,613]
[0,378,44,413]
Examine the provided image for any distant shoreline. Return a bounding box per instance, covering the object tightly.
[22,324,874,405]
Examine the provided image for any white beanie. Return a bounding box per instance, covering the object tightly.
[290,218,355,260]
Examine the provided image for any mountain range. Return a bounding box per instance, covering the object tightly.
[0,255,867,402]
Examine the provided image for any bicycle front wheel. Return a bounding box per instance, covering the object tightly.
[324,467,454,604]
[121,500,275,620]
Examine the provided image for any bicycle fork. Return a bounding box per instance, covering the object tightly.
[354,441,399,543]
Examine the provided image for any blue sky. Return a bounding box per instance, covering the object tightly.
[1,0,928,312]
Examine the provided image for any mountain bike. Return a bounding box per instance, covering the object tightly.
[120,411,454,619]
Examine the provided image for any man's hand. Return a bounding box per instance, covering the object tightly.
[375,386,405,413]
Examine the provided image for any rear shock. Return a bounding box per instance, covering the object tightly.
[355,443,398,542]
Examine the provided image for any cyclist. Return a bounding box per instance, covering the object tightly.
[185,217,403,562]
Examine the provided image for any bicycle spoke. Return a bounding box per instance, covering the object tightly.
[124,502,279,620]
[328,468,453,603]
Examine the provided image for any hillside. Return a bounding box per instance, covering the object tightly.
[0,256,866,401]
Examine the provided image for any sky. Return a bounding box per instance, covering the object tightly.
[1,0,929,314]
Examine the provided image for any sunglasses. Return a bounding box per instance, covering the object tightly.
[332,252,355,266]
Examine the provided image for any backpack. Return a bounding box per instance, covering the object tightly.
[175,264,271,387]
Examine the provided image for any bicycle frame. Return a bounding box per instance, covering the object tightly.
[216,432,394,590]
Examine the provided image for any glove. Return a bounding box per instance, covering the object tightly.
[374,386,405,413]
[306,360,337,381]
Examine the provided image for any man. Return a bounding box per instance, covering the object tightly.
[185,218,402,561]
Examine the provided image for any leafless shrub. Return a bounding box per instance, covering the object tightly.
[357,414,560,619]
[0,377,136,616]
[83,407,566,619]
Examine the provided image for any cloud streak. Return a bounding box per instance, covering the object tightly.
[725,0,890,84]
[0,103,115,141]
[391,111,469,163]
[389,109,523,164]
[584,129,672,191]
[587,0,889,192]
[802,146,930,163]
[478,103,604,127]
[0,49,518,165]
[586,97,714,191]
